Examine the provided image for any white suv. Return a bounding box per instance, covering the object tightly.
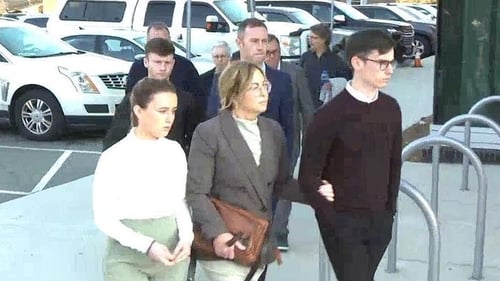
[46,0,311,61]
[0,20,130,141]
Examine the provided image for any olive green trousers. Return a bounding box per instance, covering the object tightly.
[103,216,189,281]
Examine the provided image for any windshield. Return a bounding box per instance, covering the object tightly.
[292,10,320,25]
[398,6,429,21]
[0,25,75,58]
[213,0,264,24]
[335,1,368,20]
[133,36,197,58]
[392,6,420,21]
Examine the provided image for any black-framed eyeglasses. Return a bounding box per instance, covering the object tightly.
[361,57,397,71]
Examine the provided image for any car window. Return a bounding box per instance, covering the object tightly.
[63,35,97,52]
[291,10,320,25]
[372,8,402,21]
[262,12,293,23]
[23,17,48,28]
[183,3,223,28]
[100,36,143,62]
[60,0,126,22]
[144,1,175,26]
[312,4,332,22]
[0,26,75,57]
[214,0,265,24]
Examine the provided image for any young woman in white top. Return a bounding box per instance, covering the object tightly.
[93,78,193,281]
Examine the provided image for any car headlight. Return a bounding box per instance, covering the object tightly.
[387,28,398,34]
[280,35,301,57]
[58,66,100,94]
[0,78,9,101]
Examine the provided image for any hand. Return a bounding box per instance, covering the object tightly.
[172,240,191,263]
[147,241,175,266]
[213,232,246,260]
[322,82,332,91]
[318,180,335,202]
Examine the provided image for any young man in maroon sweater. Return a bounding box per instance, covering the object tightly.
[298,29,402,281]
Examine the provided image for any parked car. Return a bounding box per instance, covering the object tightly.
[396,3,437,19]
[354,4,437,58]
[254,0,416,61]
[0,20,130,140]
[255,6,355,47]
[394,5,435,23]
[59,29,214,75]
[46,0,312,62]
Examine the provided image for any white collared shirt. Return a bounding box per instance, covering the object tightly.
[345,81,379,104]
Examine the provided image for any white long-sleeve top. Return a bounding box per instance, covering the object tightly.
[92,130,194,253]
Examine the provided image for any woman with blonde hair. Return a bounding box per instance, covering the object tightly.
[93,78,193,281]
[187,61,290,281]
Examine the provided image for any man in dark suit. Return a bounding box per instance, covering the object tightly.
[265,34,315,252]
[235,18,294,160]
[201,41,231,119]
[102,38,198,153]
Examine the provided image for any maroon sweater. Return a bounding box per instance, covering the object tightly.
[298,89,402,220]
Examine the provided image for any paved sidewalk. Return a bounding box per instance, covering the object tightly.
[1,162,499,281]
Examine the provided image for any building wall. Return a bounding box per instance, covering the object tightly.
[434,0,500,125]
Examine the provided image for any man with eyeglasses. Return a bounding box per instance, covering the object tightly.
[265,34,315,252]
[300,23,352,109]
[299,29,402,281]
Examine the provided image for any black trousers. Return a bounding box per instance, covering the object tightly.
[317,211,394,281]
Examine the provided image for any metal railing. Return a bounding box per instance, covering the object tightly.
[461,96,500,190]
[386,135,488,280]
[319,179,440,281]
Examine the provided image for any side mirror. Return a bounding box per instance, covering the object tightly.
[333,15,346,24]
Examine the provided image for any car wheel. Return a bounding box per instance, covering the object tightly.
[414,35,431,58]
[14,89,65,141]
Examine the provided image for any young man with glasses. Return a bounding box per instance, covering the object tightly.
[298,29,402,281]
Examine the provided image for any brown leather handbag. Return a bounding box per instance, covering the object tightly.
[193,198,269,267]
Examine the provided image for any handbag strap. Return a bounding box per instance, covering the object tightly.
[244,263,260,281]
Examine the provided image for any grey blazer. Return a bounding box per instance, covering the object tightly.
[280,61,315,168]
[186,109,289,264]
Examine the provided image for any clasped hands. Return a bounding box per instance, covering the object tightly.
[148,240,191,266]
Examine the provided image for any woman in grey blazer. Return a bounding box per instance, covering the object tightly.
[186,61,290,281]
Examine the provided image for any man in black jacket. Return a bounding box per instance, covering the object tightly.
[299,29,402,281]
[103,23,204,152]
[103,38,198,153]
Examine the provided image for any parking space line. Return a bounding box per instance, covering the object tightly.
[0,189,30,195]
[31,151,73,193]
[0,145,101,155]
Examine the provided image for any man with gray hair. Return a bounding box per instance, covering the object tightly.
[202,41,231,119]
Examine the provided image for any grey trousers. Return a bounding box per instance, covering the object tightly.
[104,217,190,281]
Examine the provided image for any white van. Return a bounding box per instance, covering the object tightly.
[46,0,311,61]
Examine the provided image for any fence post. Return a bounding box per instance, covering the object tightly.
[387,135,488,280]
[400,179,441,281]
[461,96,500,190]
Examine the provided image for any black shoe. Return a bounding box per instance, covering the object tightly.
[277,234,289,251]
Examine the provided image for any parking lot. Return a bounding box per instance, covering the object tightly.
[0,122,103,204]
